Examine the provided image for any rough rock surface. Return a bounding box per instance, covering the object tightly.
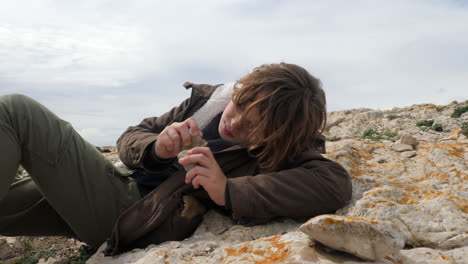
[391,142,413,152]
[399,134,419,147]
[2,101,467,263]
[299,215,404,260]
[86,101,467,263]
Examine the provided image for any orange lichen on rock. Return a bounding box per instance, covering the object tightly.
[445,144,465,158]
[434,255,450,261]
[449,199,468,214]
[420,191,468,213]
[320,216,378,226]
[384,255,405,264]
[345,216,379,224]
[349,168,364,179]
[222,235,292,264]
[347,142,408,180]
[402,185,421,193]
[223,247,242,256]
[320,218,342,227]
[419,143,466,158]
[396,191,419,205]
[347,147,370,179]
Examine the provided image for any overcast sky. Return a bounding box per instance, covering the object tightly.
[1,0,467,146]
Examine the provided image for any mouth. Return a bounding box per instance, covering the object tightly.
[223,123,234,137]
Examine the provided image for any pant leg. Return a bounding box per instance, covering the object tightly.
[0,94,142,248]
[0,177,76,237]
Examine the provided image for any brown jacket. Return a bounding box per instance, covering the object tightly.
[105,82,352,255]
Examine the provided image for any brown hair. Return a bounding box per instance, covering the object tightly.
[232,62,326,171]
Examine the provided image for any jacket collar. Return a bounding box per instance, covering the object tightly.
[183,82,220,98]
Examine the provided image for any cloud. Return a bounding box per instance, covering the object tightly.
[78,127,104,141]
[1,0,467,145]
[0,24,152,87]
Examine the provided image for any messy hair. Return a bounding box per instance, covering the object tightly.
[232,62,326,171]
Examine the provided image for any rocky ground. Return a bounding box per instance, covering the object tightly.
[1,101,467,264]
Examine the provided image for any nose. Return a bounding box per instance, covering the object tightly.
[230,117,241,131]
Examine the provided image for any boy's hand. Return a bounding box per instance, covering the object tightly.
[179,147,227,206]
[154,117,202,159]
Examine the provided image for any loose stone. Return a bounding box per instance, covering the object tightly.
[299,214,404,261]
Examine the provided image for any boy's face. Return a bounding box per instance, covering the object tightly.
[219,100,259,145]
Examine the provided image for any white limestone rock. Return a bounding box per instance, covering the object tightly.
[399,247,467,264]
[401,150,416,158]
[326,131,467,250]
[450,246,468,264]
[348,185,468,249]
[89,101,467,264]
[392,141,413,152]
[90,231,406,264]
[299,214,404,261]
[87,210,303,264]
[399,134,419,147]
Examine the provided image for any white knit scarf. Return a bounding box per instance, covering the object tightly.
[191,82,235,130]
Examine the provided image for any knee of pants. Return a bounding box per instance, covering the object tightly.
[0,93,73,166]
[0,94,48,127]
[1,93,42,113]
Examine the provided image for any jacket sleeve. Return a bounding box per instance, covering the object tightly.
[116,97,191,170]
[226,153,352,224]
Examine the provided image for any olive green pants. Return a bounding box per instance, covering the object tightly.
[0,94,142,249]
